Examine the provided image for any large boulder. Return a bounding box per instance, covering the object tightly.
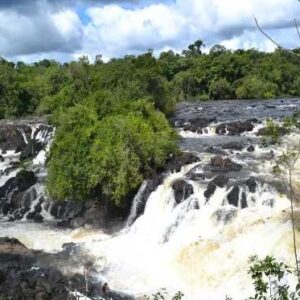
[204,182,216,199]
[211,175,228,188]
[20,140,43,161]
[164,152,200,173]
[185,166,206,181]
[0,170,37,219]
[0,238,134,300]
[183,117,216,133]
[0,125,30,152]
[227,186,247,208]
[16,170,37,192]
[245,177,257,193]
[216,119,257,135]
[207,156,242,172]
[247,145,255,152]
[204,146,227,156]
[221,141,244,151]
[172,179,194,204]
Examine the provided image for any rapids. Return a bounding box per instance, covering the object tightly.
[1,99,300,299]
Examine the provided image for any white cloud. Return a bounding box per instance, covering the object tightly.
[1,0,300,61]
[76,0,300,60]
[0,4,84,58]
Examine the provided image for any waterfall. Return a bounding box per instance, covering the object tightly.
[0,100,300,299]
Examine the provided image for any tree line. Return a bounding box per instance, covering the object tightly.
[1,41,300,207]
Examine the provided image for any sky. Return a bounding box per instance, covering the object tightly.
[0,0,299,63]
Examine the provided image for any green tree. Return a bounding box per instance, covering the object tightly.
[209,78,234,100]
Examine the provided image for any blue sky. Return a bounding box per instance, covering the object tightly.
[0,0,299,62]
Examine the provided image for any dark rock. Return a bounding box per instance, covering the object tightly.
[247,145,255,152]
[0,177,17,199]
[185,165,206,181]
[212,175,228,188]
[0,125,28,152]
[227,187,247,208]
[16,170,37,192]
[127,177,163,226]
[0,155,4,162]
[246,177,257,193]
[208,156,242,172]
[183,117,216,132]
[216,119,257,135]
[213,208,237,224]
[240,192,248,209]
[20,140,43,161]
[221,141,243,151]
[227,186,240,207]
[164,152,200,173]
[34,203,42,213]
[0,237,134,300]
[204,182,216,199]
[172,179,194,204]
[27,212,44,223]
[204,146,227,156]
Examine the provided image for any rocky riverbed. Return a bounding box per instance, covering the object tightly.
[1,98,300,299]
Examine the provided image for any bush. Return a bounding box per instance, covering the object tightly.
[47,100,178,206]
[236,75,278,99]
[209,78,234,100]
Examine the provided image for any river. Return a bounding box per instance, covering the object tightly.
[1,99,300,299]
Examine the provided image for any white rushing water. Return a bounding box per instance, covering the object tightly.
[1,110,300,299]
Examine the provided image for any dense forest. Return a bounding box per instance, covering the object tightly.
[1,41,300,207]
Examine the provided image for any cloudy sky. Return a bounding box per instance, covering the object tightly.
[0,0,299,62]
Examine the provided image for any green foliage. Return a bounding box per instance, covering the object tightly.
[47,100,178,205]
[236,76,278,99]
[145,289,184,300]
[263,118,283,144]
[209,78,234,100]
[247,255,300,300]
[0,43,299,118]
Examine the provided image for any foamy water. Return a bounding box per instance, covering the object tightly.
[0,104,300,299]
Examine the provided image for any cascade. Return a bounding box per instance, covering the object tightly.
[0,99,300,299]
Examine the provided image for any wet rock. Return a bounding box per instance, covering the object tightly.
[262,199,275,207]
[127,177,163,226]
[16,170,37,192]
[204,146,227,156]
[240,192,247,209]
[51,197,131,230]
[227,187,247,209]
[216,119,257,135]
[26,211,44,223]
[222,141,244,151]
[0,237,134,300]
[245,177,257,193]
[20,140,43,161]
[0,155,4,162]
[247,145,255,152]
[172,179,194,204]
[0,177,17,198]
[212,175,228,188]
[227,186,240,207]
[183,117,216,133]
[34,203,42,213]
[208,156,242,172]
[204,182,216,199]
[185,165,206,181]
[0,125,29,152]
[164,152,200,173]
[50,201,84,220]
[213,208,237,224]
